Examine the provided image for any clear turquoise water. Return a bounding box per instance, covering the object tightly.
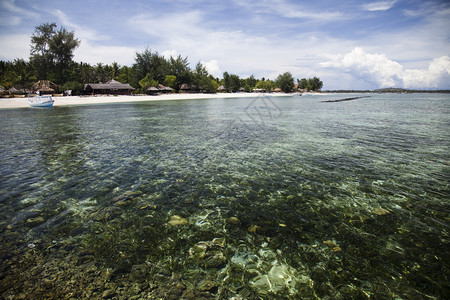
[0,94,449,299]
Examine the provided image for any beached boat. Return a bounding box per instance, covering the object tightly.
[28,95,54,108]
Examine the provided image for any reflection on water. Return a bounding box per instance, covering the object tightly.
[0,94,449,299]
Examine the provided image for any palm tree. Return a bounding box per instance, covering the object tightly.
[7,59,35,92]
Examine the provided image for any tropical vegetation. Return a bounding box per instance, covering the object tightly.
[0,23,323,95]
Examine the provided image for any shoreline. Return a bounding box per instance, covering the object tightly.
[0,93,293,109]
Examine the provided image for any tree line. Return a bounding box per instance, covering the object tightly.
[0,22,323,94]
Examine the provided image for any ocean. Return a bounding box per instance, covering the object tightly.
[0,93,449,299]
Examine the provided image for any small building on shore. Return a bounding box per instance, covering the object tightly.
[158,84,173,93]
[217,85,226,92]
[31,80,59,95]
[179,83,199,93]
[84,79,134,95]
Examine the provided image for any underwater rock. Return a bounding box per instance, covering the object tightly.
[212,237,226,248]
[129,264,150,282]
[26,216,45,226]
[197,280,219,291]
[189,239,227,268]
[250,263,299,295]
[93,206,124,222]
[112,191,140,206]
[228,217,240,225]
[323,240,338,248]
[189,242,209,259]
[101,289,115,299]
[205,250,227,268]
[332,246,342,252]
[248,225,261,234]
[168,215,189,226]
[137,201,157,210]
[323,240,342,252]
[373,207,390,216]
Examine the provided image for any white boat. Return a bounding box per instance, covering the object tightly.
[28,95,54,108]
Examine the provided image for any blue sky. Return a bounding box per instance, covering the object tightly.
[0,0,449,89]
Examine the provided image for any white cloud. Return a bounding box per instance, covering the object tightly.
[0,34,30,61]
[52,9,109,42]
[74,41,136,66]
[234,0,343,20]
[162,49,179,60]
[1,0,36,21]
[320,47,450,89]
[201,59,221,77]
[363,1,397,11]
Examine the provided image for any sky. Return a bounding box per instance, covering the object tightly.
[0,0,449,90]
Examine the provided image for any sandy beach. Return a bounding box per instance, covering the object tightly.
[0,93,293,109]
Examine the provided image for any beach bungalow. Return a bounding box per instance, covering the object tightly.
[180,83,198,93]
[252,88,266,93]
[31,80,59,95]
[7,87,19,96]
[217,85,226,92]
[147,86,159,95]
[158,84,173,93]
[84,79,134,95]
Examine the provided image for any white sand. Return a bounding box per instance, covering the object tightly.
[0,93,293,109]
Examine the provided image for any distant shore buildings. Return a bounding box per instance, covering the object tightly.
[84,79,134,95]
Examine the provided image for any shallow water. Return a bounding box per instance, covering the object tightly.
[0,93,449,299]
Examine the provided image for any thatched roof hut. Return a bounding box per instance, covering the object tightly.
[84,79,134,95]
[158,84,173,93]
[31,80,58,94]
[180,83,199,93]
[147,86,159,94]
[217,85,226,92]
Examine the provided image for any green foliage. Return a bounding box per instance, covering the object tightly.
[30,23,79,84]
[60,81,83,95]
[298,78,308,89]
[30,23,56,80]
[1,22,327,95]
[255,79,274,91]
[164,75,177,89]
[139,73,158,90]
[246,75,257,90]
[298,76,323,91]
[230,74,241,92]
[133,48,169,86]
[3,59,35,91]
[275,72,294,93]
[223,72,231,91]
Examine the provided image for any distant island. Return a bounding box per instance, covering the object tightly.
[324,88,450,93]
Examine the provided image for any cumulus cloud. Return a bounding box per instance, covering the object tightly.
[201,59,221,77]
[321,47,450,89]
[162,49,179,60]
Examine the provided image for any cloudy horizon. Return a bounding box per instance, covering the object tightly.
[0,0,449,90]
